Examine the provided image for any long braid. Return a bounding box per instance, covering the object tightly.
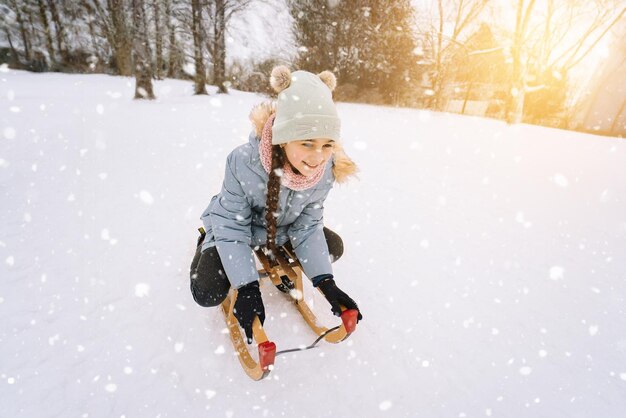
[265,144,285,258]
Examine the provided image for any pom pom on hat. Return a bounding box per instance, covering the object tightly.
[317,70,337,92]
[271,66,337,93]
[270,65,291,93]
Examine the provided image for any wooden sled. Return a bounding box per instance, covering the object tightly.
[221,245,358,381]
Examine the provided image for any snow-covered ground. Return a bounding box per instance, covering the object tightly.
[1,69,625,417]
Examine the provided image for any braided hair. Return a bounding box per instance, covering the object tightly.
[265,144,286,258]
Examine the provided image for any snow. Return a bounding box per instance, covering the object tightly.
[1,70,626,417]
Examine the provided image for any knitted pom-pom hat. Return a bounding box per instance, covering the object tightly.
[269,66,340,145]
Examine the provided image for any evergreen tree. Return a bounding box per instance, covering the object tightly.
[288,0,340,73]
[289,0,419,105]
[358,1,419,103]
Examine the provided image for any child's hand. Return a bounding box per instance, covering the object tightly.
[233,281,266,343]
[315,277,363,322]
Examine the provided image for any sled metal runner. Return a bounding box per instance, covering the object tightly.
[221,245,358,381]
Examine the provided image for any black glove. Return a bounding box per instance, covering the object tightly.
[315,277,363,322]
[233,281,265,344]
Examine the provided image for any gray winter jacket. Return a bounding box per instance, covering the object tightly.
[200,132,335,288]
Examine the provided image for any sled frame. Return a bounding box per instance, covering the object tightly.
[255,246,353,344]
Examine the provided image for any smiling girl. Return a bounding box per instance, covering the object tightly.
[190,66,362,342]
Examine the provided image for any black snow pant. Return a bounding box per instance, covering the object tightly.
[189,227,344,307]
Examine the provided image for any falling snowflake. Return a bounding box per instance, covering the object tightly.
[134,283,150,298]
[549,266,564,280]
[379,400,392,411]
[353,141,367,150]
[139,190,154,205]
[553,173,568,187]
[3,127,16,139]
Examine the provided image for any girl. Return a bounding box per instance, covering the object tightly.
[190,66,362,343]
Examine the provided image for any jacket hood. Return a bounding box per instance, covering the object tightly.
[249,101,358,184]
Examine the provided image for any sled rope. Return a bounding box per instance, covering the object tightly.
[274,325,342,357]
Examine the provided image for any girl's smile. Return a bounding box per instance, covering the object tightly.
[283,138,335,176]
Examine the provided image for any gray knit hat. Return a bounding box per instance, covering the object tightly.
[269,66,340,145]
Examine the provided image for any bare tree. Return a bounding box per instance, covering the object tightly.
[26,5,40,48]
[131,0,155,99]
[191,0,207,94]
[504,0,535,123]
[152,0,163,78]
[80,0,105,63]
[418,0,491,109]
[2,0,51,69]
[204,0,252,94]
[1,2,16,57]
[139,0,155,74]
[36,0,55,63]
[83,0,179,78]
[206,0,226,93]
[107,0,133,75]
[164,0,183,78]
[543,1,625,73]
[46,0,67,62]
[7,0,33,61]
[503,0,625,123]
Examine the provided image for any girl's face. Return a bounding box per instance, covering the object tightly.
[282,138,335,176]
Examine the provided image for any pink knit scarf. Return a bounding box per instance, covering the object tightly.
[259,114,327,191]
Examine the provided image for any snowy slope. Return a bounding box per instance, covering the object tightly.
[1,69,625,418]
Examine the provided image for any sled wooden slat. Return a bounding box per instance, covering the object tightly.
[256,250,300,290]
[257,252,284,289]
